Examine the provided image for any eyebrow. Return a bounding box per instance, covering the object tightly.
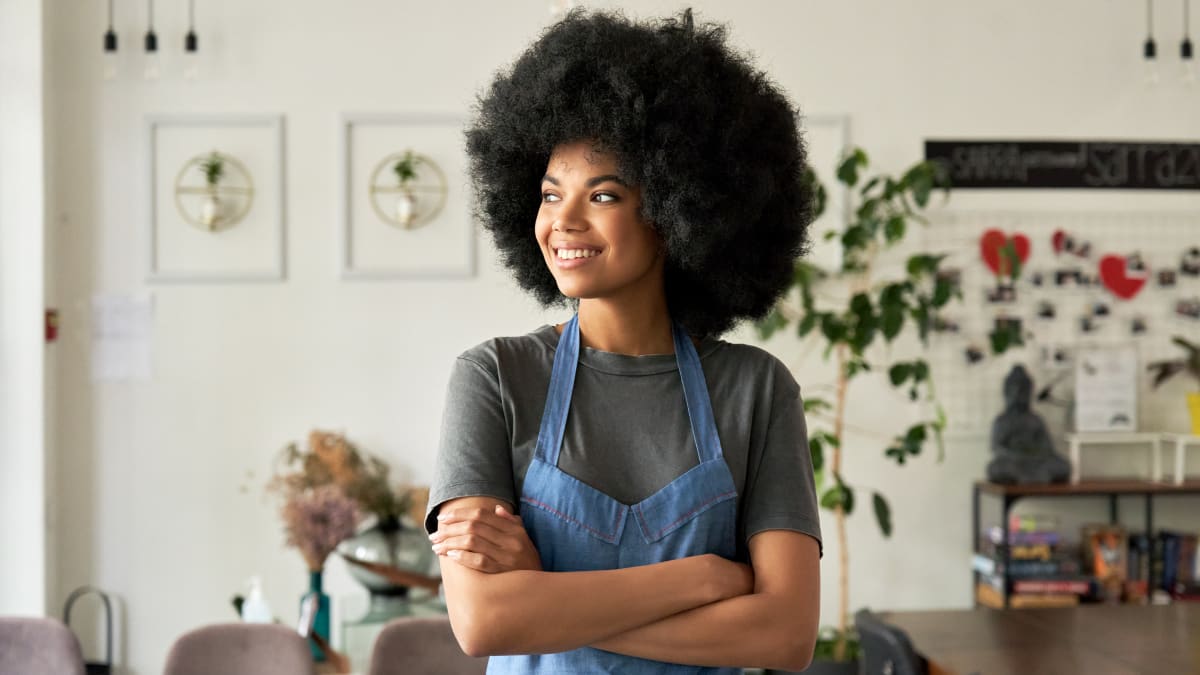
[541,174,629,188]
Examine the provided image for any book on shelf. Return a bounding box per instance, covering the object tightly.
[1008,514,1059,533]
[985,526,1061,546]
[972,553,1081,578]
[978,540,1056,560]
[975,583,1079,609]
[1158,530,1199,593]
[1011,577,1095,595]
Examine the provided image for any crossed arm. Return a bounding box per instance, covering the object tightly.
[432,496,820,672]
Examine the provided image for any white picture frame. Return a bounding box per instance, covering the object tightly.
[338,113,477,280]
[803,114,851,272]
[146,114,287,283]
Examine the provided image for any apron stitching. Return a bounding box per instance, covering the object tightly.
[649,490,737,540]
[520,496,620,543]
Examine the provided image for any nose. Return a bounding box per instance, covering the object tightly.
[552,193,589,233]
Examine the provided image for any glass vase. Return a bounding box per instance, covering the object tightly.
[302,569,331,661]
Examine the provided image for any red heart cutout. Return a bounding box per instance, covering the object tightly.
[1052,230,1066,254]
[980,229,1031,277]
[1098,255,1148,300]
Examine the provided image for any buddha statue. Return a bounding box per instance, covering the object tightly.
[986,365,1071,484]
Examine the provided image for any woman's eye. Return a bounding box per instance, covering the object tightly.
[593,193,617,203]
[542,192,561,203]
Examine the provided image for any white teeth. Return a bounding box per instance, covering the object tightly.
[557,249,598,259]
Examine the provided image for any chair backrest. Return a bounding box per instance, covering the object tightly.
[854,609,925,675]
[0,616,87,675]
[367,616,487,675]
[163,622,315,675]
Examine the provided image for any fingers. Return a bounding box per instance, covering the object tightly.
[436,505,523,534]
[430,514,511,546]
[442,549,506,574]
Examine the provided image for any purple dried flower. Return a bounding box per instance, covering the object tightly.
[281,484,362,571]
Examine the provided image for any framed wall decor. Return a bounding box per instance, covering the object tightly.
[802,114,851,272]
[338,113,476,279]
[146,114,286,283]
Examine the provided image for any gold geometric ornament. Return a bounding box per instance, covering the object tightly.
[173,150,255,232]
[368,151,447,231]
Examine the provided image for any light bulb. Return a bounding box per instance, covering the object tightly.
[143,31,160,80]
[102,29,118,80]
[183,31,199,80]
[1143,38,1159,86]
[1184,38,1196,85]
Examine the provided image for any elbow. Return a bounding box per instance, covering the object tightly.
[766,618,817,672]
[449,607,501,658]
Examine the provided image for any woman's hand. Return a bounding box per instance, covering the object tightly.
[430,504,542,574]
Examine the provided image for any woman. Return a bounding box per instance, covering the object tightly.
[425,9,821,673]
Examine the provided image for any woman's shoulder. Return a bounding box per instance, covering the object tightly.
[455,324,557,374]
[703,336,800,396]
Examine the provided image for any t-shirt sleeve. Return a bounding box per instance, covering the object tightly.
[424,354,516,535]
[741,367,824,557]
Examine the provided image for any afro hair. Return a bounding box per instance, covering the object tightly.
[465,8,814,338]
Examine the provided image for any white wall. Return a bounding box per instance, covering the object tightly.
[0,0,47,617]
[41,1,1200,672]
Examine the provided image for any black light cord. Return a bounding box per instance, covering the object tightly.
[1144,0,1157,60]
[1184,0,1194,61]
[104,0,117,52]
[144,0,157,52]
[185,0,198,52]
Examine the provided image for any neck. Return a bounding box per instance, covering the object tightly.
[573,293,674,356]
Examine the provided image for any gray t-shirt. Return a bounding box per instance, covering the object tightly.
[426,324,822,561]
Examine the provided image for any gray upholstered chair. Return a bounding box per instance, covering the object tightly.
[0,616,87,675]
[367,616,487,675]
[854,608,927,675]
[163,622,316,675]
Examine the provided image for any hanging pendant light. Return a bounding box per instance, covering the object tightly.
[143,0,160,80]
[1183,0,1196,85]
[183,0,200,80]
[1143,0,1159,86]
[103,0,119,80]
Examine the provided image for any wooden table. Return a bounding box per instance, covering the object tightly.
[883,604,1200,675]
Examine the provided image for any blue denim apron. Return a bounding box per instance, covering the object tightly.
[487,314,742,674]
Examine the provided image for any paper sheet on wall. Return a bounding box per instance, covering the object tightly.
[1074,344,1138,432]
[91,292,155,381]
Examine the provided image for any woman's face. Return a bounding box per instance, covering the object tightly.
[535,141,663,302]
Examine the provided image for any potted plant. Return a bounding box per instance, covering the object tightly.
[199,150,225,229]
[757,147,979,672]
[392,150,423,228]
[1147,336,1200,435]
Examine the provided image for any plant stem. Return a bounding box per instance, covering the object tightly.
[833,343,850,661]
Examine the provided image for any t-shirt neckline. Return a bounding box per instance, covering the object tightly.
[531,324,723,376]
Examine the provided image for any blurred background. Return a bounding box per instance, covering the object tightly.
[2,1,1198,673]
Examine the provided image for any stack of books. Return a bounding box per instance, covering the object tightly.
[1153,530,1199,601]
[973,514,1091,609]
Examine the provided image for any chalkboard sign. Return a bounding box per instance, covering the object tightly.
[924,140,1200,190]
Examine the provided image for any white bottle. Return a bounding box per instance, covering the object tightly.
[242,576,273,623]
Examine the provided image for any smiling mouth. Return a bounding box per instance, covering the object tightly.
[554,248,602,260]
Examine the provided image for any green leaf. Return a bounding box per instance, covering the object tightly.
[912,360,930,382]
[909,166,933,208]
[889,363,912,386]
[821,314,846,344]
[836,148,868,188]
[797,311,819,337]
[932,276,955,308]
[873,492,893,538]
[756,307,788,340]
[841,225,870,252]
[823,229,838,241]
[884,215,906,244]
[905,424,928,444]
[809,436,825,473]
[803,167,828,221]
[905,253,947,278]
[880,307,904,341]
[803,398,833,414]
[820,478,855,515]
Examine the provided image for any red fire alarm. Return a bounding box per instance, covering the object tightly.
[45,309,58,343]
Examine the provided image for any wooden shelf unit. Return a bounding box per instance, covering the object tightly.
[971,480,1200,608]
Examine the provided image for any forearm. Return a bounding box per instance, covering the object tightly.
[442,554,730,657]
[591,590,817,671]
